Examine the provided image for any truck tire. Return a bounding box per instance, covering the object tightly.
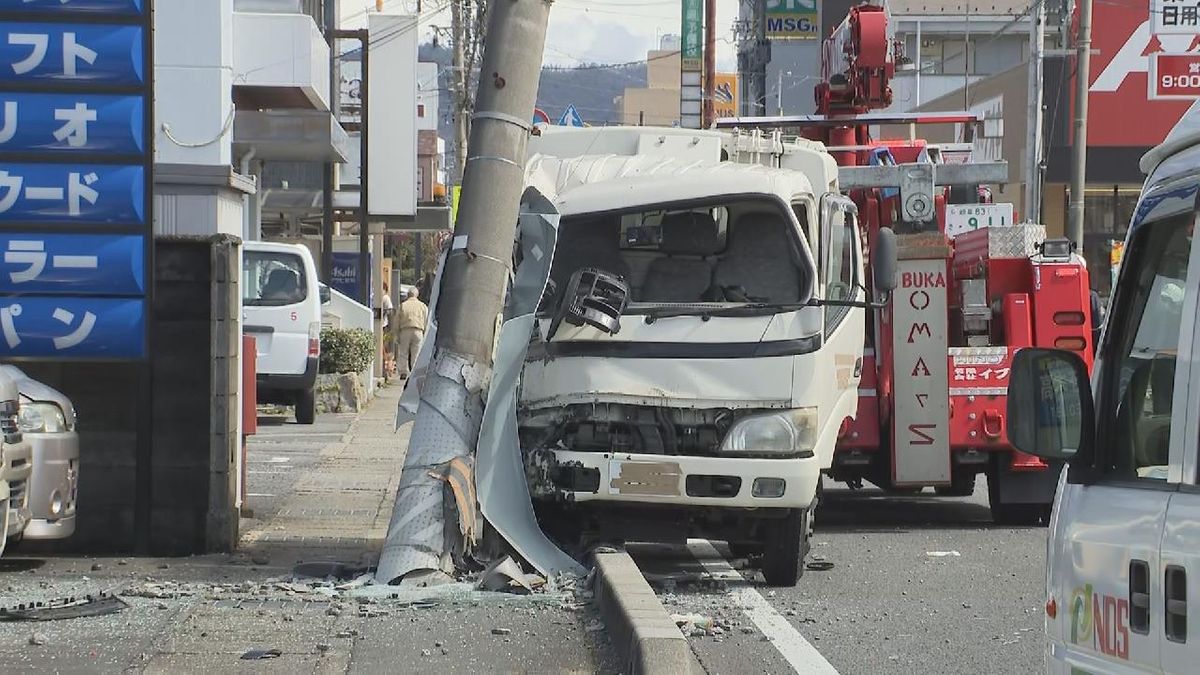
[295,388,316,425]
[934,472,976,497]
[761,508,809,587]
[987,473,1050,525]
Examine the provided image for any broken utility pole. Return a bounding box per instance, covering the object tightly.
[376,0,554,585]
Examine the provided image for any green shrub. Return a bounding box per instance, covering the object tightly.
[319,328,374,374]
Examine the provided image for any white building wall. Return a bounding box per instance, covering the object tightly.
[416,62,439,132]
[155,0,236,167]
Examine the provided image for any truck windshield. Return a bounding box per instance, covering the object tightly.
[549,197,812,311]
[243,251,308,307]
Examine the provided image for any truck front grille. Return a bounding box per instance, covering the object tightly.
[1,400,20,445]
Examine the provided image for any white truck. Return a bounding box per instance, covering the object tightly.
[511,126,896,584]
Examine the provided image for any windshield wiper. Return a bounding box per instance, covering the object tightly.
[641,302,809,322]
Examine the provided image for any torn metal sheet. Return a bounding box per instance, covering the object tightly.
[476,193,585,578]
[396,250,447,430]
[376,351,489,584]
[477,556,543,594]
[0,594,127,621]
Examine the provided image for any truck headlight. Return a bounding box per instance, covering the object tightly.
[719,408,818,457]
[18,402,67,434]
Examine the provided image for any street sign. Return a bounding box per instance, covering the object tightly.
[944,203,1014,239]
[0,0,151,360]
[558,104,584,128]
[1151,53,1200,100]
[533,108,551,125]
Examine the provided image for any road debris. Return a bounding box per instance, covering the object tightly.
[492,627,512,636]
[926,551,961,557]
[28,632,47,646]
[1,594,128,621]
[477,556,545,595]
[240,648,282,660]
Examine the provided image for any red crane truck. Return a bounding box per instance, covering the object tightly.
[717,1,1095,523]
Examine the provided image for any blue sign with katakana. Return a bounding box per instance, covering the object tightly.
[0,0,144,15]
[0,296,143,357]
[0,23,144,86]
[0,2,150,360]
[0,163,144,225]
[0,93,144,154]
[0,233,143,295]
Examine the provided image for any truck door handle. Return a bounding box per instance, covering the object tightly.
[1166,564,1187,643]
[1130,559,1151,635]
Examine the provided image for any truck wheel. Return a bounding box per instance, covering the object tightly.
[934,472,976,497]
[761,509,809,587]
[295,388,316,425]
[987,474,1050,525]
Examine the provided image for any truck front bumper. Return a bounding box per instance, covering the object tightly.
[22,431,78,540]
[541,449,821,510]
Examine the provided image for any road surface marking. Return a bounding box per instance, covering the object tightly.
[687,539,840,675]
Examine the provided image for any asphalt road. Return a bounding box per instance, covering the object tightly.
[632,476,1046,675]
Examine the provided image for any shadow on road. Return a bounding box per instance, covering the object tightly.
[816,487,1045,533]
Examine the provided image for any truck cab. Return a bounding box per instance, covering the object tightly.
[516,128,895,585]
[1007,101,1200,672]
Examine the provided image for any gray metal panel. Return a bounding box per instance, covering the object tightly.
[233,110,351,162]
[839,162,1008,189]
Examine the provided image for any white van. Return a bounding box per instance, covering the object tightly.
[1007,102,1200,673]
[243,242,328,424]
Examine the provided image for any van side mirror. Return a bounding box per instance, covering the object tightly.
[319,284,332,305]
[873,227,898,294]
[1007,348,1093,461]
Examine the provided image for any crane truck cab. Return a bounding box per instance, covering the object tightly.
[519,127,896,585]
[1007,102,1200,672]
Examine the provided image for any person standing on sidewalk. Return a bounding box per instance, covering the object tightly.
[395,288,429,378]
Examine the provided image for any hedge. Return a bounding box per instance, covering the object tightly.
[319,328,374,374]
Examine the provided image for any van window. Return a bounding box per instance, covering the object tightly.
[244,251,308,307]
[1098,212,1191,481]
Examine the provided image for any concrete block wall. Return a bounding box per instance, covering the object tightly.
[19,237,241,555]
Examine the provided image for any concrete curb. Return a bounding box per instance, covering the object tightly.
[594,551,703,675]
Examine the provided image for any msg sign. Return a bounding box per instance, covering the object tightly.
[766,0,818,40]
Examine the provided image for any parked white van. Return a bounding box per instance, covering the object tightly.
[1007,102,1200,673]
[243,242,329,424]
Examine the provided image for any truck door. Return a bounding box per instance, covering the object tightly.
[1049,191,1198,674]
[819,195,866,445]
[1158,197,1200,674]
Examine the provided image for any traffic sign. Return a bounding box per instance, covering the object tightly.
[0,0,151,359]
[533,108,551,125]
[558,104,584,128]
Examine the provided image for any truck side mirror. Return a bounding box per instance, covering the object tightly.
[319,283,332,305]
[873,227,898,294]
[1007,348,1093,462]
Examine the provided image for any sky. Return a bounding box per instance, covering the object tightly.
[340,0,739,72]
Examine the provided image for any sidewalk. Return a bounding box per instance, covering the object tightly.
[0,382,616,674]
[240,382,408,569]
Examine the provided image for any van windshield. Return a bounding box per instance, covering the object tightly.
[244,251,308,307]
